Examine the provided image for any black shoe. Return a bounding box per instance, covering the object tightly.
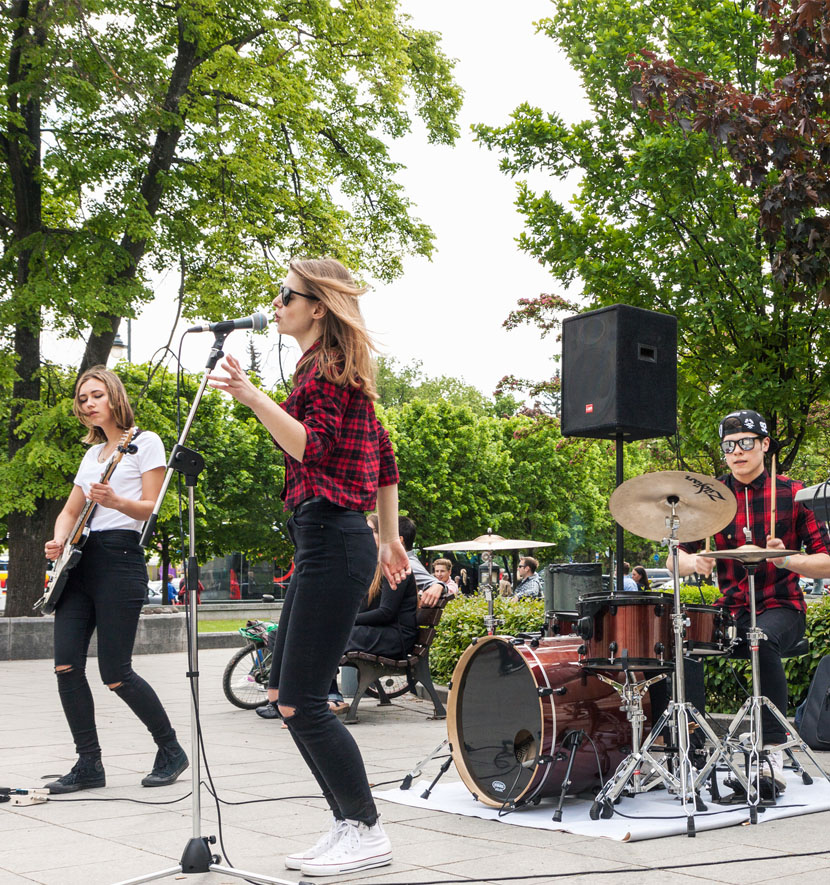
[141,743,189,787]
[255,701,281,720]
[46,757,106,794]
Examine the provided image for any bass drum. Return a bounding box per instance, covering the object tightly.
[448,635,646,808]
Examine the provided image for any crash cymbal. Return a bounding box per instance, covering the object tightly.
[705,544,799,563]
[609,470,737,542]
[425,533,554,552]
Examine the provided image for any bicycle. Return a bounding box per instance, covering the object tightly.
[221,619,412,707]
[222,620,278,709]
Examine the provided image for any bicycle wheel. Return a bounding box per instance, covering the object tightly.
[365,673,412,700]
[222,642,272,709]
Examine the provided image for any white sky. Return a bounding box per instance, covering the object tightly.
[50,1,591,397]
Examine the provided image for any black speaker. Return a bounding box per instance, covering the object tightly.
[544,562,603,613]
[561,304,677,440]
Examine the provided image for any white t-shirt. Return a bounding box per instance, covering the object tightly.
[73,430,166,533]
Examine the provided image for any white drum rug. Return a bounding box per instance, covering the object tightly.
[374,769,830,841]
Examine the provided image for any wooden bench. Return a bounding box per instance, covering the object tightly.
[339,595,449,724]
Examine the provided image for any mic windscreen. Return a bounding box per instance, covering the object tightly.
[250,312,269,331]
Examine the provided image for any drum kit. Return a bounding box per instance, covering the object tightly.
[418,470,830,837]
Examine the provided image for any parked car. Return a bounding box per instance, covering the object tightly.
[645,568,672,589]
[145,580,164,605]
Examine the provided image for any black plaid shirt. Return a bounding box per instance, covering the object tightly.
[680,470,830,615]
[278,346,399,511]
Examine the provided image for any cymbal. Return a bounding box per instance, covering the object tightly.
[705,544,799,563]
[425,533,554,552]
[609,471,737,542]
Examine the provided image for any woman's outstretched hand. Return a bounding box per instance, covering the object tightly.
[208,354,262,409]
[380,538,411,589]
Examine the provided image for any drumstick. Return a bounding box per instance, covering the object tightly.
[704,536,711,553]
[770,451,777,541]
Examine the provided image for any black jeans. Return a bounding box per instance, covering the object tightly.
[53,531,176,757]
[735,606,805,744]
[269,499,377,824]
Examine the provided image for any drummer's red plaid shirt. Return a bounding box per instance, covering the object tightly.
[276,344,399,512]
[680,469,830,615]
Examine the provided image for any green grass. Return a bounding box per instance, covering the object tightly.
[197,619,249,633]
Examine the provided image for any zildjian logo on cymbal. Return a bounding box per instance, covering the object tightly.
[685,475,726,502]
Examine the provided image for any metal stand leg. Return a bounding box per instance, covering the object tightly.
[400,739,450,791]
[552,731,585,822]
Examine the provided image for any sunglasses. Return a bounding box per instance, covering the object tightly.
[721,437,760,454]
[279,284,318,306]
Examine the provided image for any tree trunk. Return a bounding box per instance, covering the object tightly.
[4,498,62,617]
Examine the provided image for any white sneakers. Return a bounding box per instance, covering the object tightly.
[764,746,787,791]
[284,818,349,870]
[290,818,392,877]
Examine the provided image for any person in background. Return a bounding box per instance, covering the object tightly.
[432,558,458,596]
[514,556,543,600]
[631,565,651,592]
[398,515,446,607]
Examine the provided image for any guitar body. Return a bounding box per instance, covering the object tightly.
[41,528,90,614]
[34,428,139,614]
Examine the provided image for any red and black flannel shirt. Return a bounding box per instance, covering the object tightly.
[680,470,830,616]
[277,346,399,512]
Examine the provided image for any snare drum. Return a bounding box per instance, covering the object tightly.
[576,593,673,670]
[448,635,642,807]
[683,604,736,656]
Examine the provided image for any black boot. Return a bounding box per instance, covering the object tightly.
[141,741,189,787]
[46,756,106,794]
[255,700,281,719]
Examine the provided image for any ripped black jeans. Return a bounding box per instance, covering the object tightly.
[269,499,377,824]
[53,530,177,758]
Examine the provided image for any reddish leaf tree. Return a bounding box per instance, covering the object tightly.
[630,0,830,302]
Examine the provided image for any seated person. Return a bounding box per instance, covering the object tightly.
[432,558,458,596]
[399,514,446,607]
[631,565,650,591]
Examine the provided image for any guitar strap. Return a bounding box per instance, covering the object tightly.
[86,427,143,529]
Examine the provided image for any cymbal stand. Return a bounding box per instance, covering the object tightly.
[590,498,747,836]
[479,556,503,636]
[704,559,830,823]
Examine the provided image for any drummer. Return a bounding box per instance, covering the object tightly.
[673,409,830,778]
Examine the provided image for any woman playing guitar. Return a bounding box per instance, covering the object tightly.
[43,366,188,793]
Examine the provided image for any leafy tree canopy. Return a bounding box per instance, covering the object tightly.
[475,0,830,473]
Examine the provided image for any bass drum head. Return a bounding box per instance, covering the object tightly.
[448,635,634,808]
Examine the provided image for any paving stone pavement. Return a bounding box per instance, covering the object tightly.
[1,649,829,885]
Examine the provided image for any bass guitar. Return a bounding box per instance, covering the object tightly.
[36,427,140,614]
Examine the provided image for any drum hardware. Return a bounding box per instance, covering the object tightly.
[399,738,450,791]
[595,479,748,836]
[594,670,670,795]
[552,729,587,822]
[693,543,830,822]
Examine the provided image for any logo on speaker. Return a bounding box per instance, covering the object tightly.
[491,780,506,793]
[585,403,594,413]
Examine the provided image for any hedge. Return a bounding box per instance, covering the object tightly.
[430,590,830,717]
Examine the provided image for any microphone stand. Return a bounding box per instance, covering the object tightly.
[117,333,298,885]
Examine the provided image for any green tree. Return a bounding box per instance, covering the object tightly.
[475,0,830,473]
[383,400,515,547]
[1,1,460,615]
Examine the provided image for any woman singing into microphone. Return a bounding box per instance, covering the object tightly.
[209,258,409,877]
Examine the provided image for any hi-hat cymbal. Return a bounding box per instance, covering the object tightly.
[609,471,737,542]
[425,533,554,552]
[705,544,799,564]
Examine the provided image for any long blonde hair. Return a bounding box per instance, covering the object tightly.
[365,512,383,604]
[73,366,134,444]
[289,258,378,400]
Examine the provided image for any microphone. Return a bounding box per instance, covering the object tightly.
[187,312,269,334]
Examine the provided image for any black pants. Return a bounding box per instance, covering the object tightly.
[269,499,378,824]
[735,606,805,744]
[53,531,176,757]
